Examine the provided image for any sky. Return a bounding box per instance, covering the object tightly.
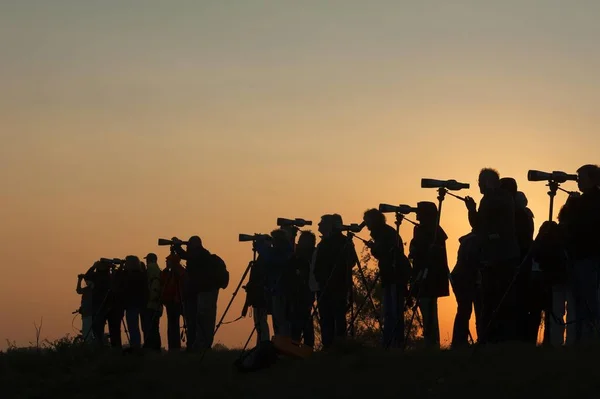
[0,0,598,350]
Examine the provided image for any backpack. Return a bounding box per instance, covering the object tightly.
[212,254,229,290]
[234,341,278,373]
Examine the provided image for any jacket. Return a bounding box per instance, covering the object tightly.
[561,187,600,261]
[313,233,355,299]
[370,224,411,288]
[160,264,187,305]
[468,189,521,265]
[408,224,450,298]
[175,245,219,293]
[146,262,163,311]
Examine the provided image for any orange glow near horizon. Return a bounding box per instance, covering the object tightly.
[1,1,599,350]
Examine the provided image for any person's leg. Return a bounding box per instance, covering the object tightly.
[573,257,600,343]
[271,295,291,337]
[107,307,123,348]
[166,304,181,351]
[451,281,474,347]
[125,307,142,349]
[333,293,347,341]
[82,315,94,343]
[253,306,270,345]
[318,294,335,349]
[184,294,197,350]
[550,284,566,347]
[195,291,217,350]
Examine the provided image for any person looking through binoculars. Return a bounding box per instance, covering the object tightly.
[363,208,411,348]
[408,201,450,349]
[464,168,520,344]
[84,259,122,348]
[75,274,94,343]
[171,236,222,351]
[312,214,356,349]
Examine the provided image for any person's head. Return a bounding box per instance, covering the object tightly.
[297,231,316,253]
[144,253,158,264]
[478,168,500,195]
[330,214,343,234]
[499,177,518,197]
[363,208,386,232]
[281,226,298,247]
[187,235,203,249]
[270,229,290,249]
[416,201,438,226]
[95,260,111,272]
[577,164,600,193]
[124,255,142,271]
[318,215,334,237]
[514,191,528,209]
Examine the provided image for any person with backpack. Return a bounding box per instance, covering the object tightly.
[141,253,163,351]
[172,236,228,351]
[160,253,188,351]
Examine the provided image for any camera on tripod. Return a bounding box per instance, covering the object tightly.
[157,238,188,246]
[276,218,312,228]
[421,178,470,191]
[527,170,578,183]
[239,233,271,242]
[340,222,365,233]
[379,203,418,214]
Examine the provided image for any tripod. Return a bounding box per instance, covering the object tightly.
[393,188,474,350]
[201,250,256,364]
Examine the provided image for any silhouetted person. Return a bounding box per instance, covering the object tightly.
[464,168,520,343]
[532,216,574,347]
[408,201,449,348]
[141,253,162,351]
[450,230,482,348]
[499,177,537,344]
[560,164,600,343]
[160,253,187,351]
[173,236,220,351]
[85,259,123,348]
[261,229,294,336]
[244,235,272,346]
[313,214,356,349]
[76,274,94,343]
[363,208,411,348]
[113,255,147,350]
[287,231,317,347]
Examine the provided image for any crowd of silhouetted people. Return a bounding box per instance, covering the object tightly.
[75,164,600,357]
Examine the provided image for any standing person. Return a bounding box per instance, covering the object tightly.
[85,259,123,348]
[499,177,537,344]
[561,164,600,343]
[243,235,272,346]
[363,208,411,348]
[464,168,520,344]
[288,231,317,347]
[313,214,356,349]
[262,229,294,337]
[76,274,94,343]
[142,253,163,351]
[114,255,148,350]
[408,201,450,349]
[160,253,187,351]
[450,230,483,348]
[173,236,221,351]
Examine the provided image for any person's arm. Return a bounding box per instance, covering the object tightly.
[76,275,84,294]
[466,197,479,230]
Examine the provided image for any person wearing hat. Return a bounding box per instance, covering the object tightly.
[408,201,450,349]
[141,253,163,351]
[161,253,187,351]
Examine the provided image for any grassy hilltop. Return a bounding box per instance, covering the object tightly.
[1,337,598,399]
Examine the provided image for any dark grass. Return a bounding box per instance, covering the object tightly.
[2,338,599,399]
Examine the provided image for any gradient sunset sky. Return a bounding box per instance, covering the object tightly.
[1,1,598,349]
